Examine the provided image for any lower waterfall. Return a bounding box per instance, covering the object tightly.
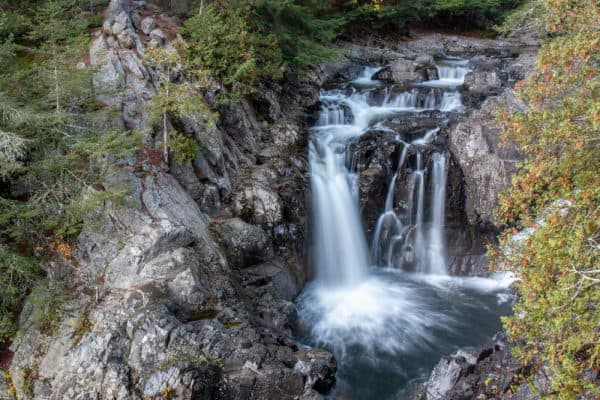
[296,61,516,399]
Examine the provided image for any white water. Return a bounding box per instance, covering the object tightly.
[299,59,514,399]
[351,66,384,86]
[418,59,471,89]
[428,153,447,274]
[311,101,369,285]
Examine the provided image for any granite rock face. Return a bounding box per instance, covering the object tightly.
[7,1,334,399]
[449,89,526,227]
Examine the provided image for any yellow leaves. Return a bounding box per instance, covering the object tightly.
[514,79,526,91]
[50,241,73,259]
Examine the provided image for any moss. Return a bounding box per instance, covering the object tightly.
[185,309,220,321]
[223,321,243,329]
[70,309,93,347]
[4,370,17,400]
[20,365,38,398]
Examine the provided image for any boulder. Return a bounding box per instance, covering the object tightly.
[412,332,556,400]
[210,218,273,269]
[294,349,337,394]
[468,55,502,71]
[390,59,426,83]
[234,182,284,227]
[140,16,156,35]
[463,70,503,97]
[242,260,301,301]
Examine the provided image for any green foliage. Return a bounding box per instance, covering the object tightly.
[145,42,209,163]
[252,0,342,69]
[179,0,524,104]
[0,247,40,341]
[169,131,200,163]
[493,0,600,396]
[333,0,521,30]
[182,4,284,102]
[0,1,143,341]
[182,1,342,102]
[494,0,545,36]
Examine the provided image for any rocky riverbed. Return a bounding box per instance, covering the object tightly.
[1,1,542,399]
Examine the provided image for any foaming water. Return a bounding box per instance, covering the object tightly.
[351,66,384,86]
[296,270,515,399]
[418,59,471,89]
[300,61,511,399]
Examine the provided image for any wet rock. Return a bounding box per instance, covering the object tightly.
[294,349,337,394]
[320,60,365,86]
[198,184,224,217]
[444,227,496,276]
[210,218,273,269]
[390,59,427,84]
[507,62,528,81]
[412,332,555,400]
[468,55,502,71]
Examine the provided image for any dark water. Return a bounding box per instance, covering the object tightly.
[296,268,514,399]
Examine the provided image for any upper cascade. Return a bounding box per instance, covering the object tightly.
[312,60,469,280]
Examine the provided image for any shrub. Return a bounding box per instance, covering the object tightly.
[0,247,39,341]
[494,0,599,396]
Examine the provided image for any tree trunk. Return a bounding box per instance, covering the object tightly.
[163,66,170,165]
[163,111,168,165]
[199,0,204,16]
[53,46,60,112]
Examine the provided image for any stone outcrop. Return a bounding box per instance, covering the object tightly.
[449,89,525,227]
[411,322,600,400]
[6,1,334,399]
[410,332,552,400]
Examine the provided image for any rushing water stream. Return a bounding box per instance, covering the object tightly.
[296,61,515,399]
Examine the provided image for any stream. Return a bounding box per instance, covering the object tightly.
[296,60,515,399]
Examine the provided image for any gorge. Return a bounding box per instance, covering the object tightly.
[2,1,597,399]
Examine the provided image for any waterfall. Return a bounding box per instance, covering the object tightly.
[352,66,383,86]
[428,153,447,274]
[440,92,463,112]
[309,58,466,309]
[418,59,471,89]
[298,59,516,400]
[310,96,370,285]
[424,90,436,109]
